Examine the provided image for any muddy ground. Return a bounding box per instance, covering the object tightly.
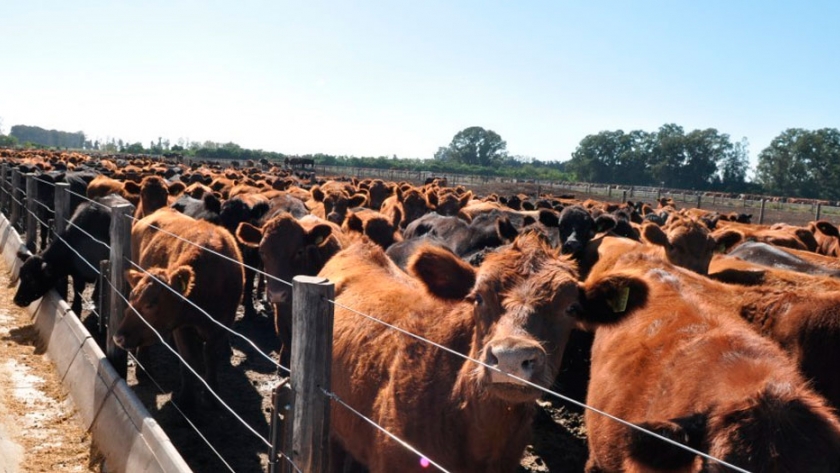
[0,267,101,473]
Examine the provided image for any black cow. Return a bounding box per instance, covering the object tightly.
[14,194,130,316]
[557,205,616,257]
[171,193,222,225]
[402,210,518,261]
[219,195,270,320]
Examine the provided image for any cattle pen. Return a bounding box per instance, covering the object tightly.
[1,151,838,472]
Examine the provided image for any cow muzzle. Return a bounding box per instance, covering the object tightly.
[483,338,547,385]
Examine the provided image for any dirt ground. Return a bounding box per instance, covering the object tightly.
[0,267,102,473]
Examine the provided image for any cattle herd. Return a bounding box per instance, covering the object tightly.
[3,148,840,472]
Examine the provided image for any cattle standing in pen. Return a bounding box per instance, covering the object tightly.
[320,232,647,472]
[113,208,244,412]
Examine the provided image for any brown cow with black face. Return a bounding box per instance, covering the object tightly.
[321,232,646,472]
[580,253,840,472]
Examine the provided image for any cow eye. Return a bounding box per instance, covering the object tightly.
[473,294,484,306]
[566,302,583,316]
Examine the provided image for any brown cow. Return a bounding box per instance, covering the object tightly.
[713,221,818,252]
[581,253,840,472]
[380,185,432,229]
[114,208,244,412]
[133,175,170,220]
[235,214,351,367]
[321,233,646,472]
[86,174,141,205]
[809,220,840,256]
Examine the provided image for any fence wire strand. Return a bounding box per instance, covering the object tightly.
[127,351,237,473]
[105,275,274,450]
[327,297,751,473]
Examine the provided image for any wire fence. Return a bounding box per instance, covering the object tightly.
[0,163,760,473]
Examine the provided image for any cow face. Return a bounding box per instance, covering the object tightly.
[557,205,616,257]
[113,266,195,350]
[14,253,58,307]
[643,219,716,275]
[410,233,581,404]
[237,214,340,311]
[398,188,431,228]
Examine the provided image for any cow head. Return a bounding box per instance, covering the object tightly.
[643,218,718,275]
[557,205,616,257]
[236,214,341,316]
[409,232,646,404]
[113,266,195,350]
[14,252,58,307]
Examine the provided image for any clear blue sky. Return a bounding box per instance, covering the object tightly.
[2,1,838,173]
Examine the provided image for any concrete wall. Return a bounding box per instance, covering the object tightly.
[0,215,191,473]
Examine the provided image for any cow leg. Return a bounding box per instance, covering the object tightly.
[71,276,86,315]
[242,265,257,320]
[171,327,204,415]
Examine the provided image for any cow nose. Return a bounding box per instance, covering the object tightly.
[327,212,344,225]
[561,239,582,255]
[484,339,546,385]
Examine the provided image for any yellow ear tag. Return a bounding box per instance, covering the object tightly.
[716,243,726,254]
[314,236,324,245]
[607,287,630,313]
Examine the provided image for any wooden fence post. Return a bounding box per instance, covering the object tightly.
[758,199,766,225]
[696,195,702,209]
[51,183,72,301]
[607,186,612,198]
[268,377,292,473]
[621,190,627,203]
[10,168,22,229]
[286,275,335,473]
[25,173,38,253]
[107,202,135,379]
[816,203,823,221]
[0,163,8,215]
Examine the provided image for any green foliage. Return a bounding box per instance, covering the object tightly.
[10,125,86,149]
[755,128,840,200]
[567,124,750,192]
[0,134,18,147]
[436,126,507,167]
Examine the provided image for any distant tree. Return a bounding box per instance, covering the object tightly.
[717,137,750,191]
[0,134,18,147]
[755,128,840,199]
[568,129,652,185]
[125,142,145,154]
[438,126,507,167]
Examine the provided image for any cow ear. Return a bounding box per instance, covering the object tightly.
[576,274,648,327]
[629,416,707,471]
[125,269,144,288]
[409,244,476,300]
[642,223,670,248]
[349,193,368,209]
[311,185,325,202]
[459,191,473,208]
[235,222,263,248]
[815,220,840,238]
[595,215,617,234]
[538,209,560,228]
[496,216,519,242]
[17,250,31,263]
[307,224,333,247]
[425,190,439,208]
[522,201,535,211]
[123,181,141,195]
[713,230,743,253]
[169,266,195,297]
[167,181,186,196]
[344,213,364,233]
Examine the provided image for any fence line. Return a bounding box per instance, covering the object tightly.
[127,351,237,473]
[104,274,276,451]
[2,162,758,472]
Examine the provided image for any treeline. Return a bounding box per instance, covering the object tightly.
[566,124,751,192]
[10,125,87,149]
